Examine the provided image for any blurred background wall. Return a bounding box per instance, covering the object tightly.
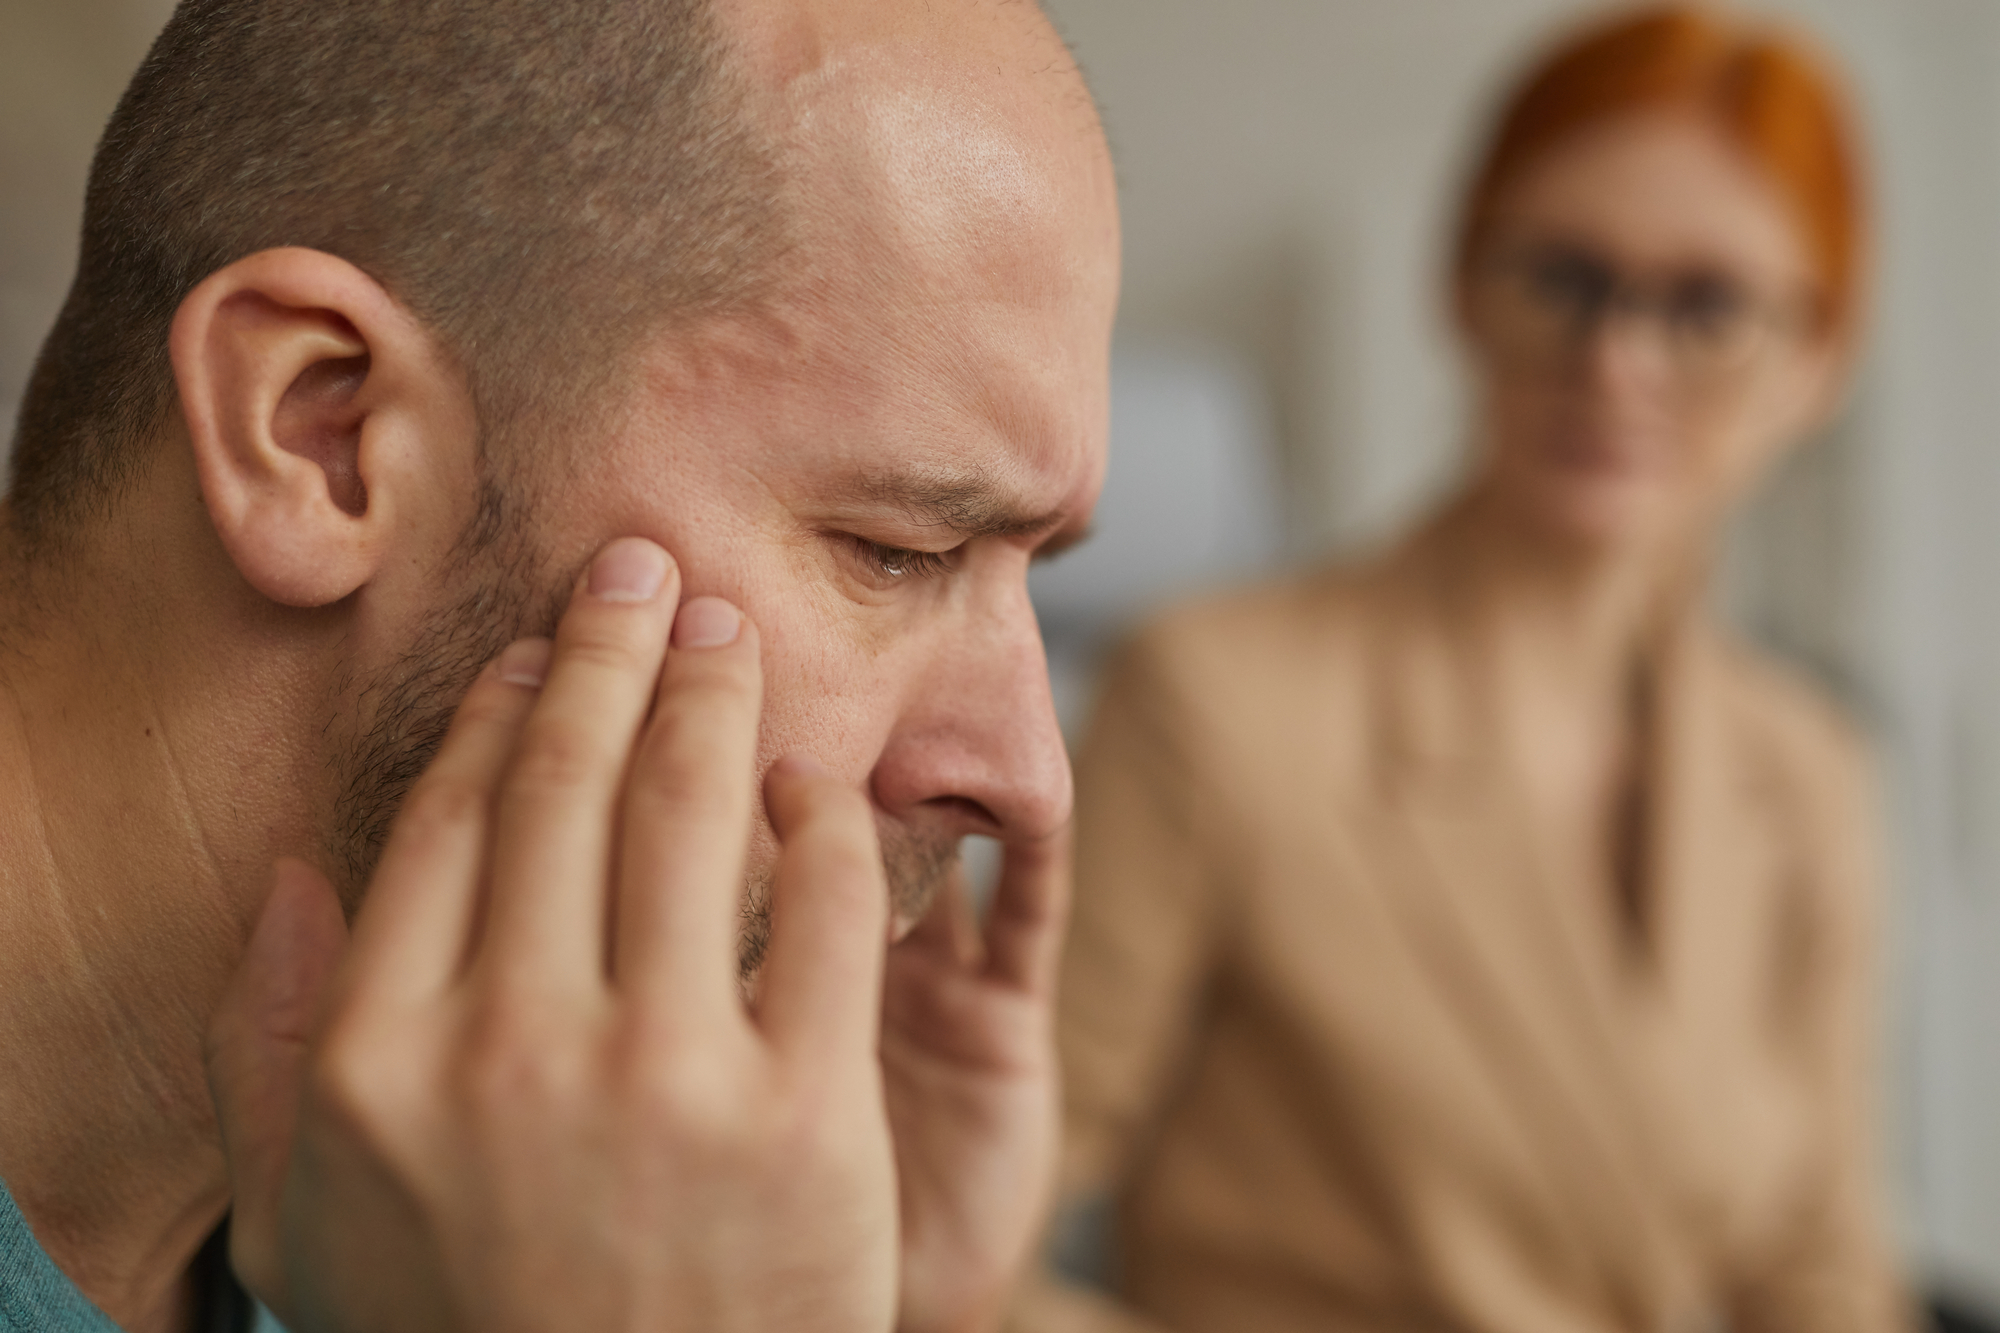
[3,0,1995,1311]
[1027,0,2000,1309]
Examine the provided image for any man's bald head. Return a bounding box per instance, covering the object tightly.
[751,0,1113,310]
[6,0,1107,549]
[10,0,792,541]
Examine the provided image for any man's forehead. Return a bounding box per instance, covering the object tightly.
[634,0,1116,543]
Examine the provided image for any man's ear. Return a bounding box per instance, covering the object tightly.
[171,247,473,608]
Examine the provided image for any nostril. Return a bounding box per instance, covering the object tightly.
[923,795,1001,834]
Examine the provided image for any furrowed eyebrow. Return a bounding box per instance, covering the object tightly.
[860,472,1071,542]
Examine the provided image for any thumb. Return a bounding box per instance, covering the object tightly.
[205,857,349,1307]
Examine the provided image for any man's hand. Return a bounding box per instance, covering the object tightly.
[882,834,1071,1333]
[207,538,900,1333]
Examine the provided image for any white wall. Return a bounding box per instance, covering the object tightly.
[0,0,175,476]
[1041,0,2000,1301]
[1865,2,2000,1296]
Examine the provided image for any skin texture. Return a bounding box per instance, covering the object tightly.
[0,1,1118,1330]
[1443,109,1849,892]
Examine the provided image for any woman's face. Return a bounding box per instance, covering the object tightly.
[1460,112,1844,553]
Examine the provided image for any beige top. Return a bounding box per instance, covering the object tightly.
[1013,531,1912,1333]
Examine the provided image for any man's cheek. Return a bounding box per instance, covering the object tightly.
[752,630,899,787]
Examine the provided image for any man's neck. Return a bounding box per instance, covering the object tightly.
[0,535,269,1332]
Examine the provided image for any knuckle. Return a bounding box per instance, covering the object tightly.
[504,723,610,797]
[601,1024,866,1185]
[626,738,743,820]
[628,777,739,836]
[397,776,490,841]
[610,1029,762,1148]
[625,697,757,804]
[557,622,658,678]
[665,655,760,704]
[452,679,528,730]
[628,1048,738,1133]
[453,998,592,1113]
[306,1020,404,1138]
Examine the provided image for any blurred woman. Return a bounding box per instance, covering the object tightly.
[1019,7,1912,1332]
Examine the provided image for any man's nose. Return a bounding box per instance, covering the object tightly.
[869,590,1073,842]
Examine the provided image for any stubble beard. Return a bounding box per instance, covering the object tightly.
[325,479,565,909]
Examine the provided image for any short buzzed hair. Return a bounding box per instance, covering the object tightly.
[8,0,788,542]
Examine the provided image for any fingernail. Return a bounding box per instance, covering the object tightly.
[673,596,741,649]
[588,538,670,603]
[495,638,552,688]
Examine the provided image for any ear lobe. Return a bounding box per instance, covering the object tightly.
[171,248,453,608]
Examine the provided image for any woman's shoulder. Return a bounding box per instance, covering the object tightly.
[1087,562,1400,813]
[1109,559,1395,712]
[1703,628,1876,806]
[1698,632,1889,935]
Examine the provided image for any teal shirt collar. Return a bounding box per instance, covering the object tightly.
[0,1176,120,1333]
[0,1177,277,1333]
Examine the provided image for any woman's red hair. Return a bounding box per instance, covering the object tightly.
[1456,4,1868,334]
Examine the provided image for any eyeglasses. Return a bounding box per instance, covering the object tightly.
[1475,241,1817,385]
